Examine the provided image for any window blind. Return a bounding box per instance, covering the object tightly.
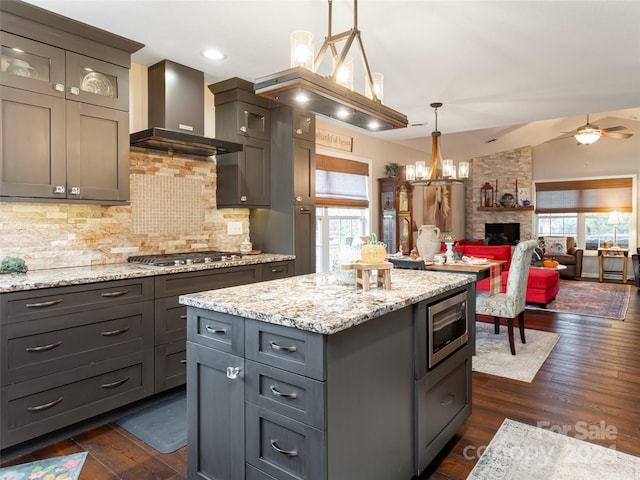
[316,154,369,207]
[535,177,632,213]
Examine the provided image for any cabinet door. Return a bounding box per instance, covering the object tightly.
[217,138,270,207]
[0,86,66,199]
[292,110,315,142]
[236,101,270,141]
[66,101,130,202]
[0,32,65,97]
[187,342,244,480]
[65,52,129,111]
[293,139,315,205]
[294,205,316,275]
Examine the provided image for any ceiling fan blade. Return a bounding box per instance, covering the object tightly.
[602,130,633,139]
[601,125,628,133]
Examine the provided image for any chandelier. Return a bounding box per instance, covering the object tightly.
[406,102,468,185]
[254,0,407,131]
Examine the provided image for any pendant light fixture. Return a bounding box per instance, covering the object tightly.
[254,0,407,131]
[406,103,466,185]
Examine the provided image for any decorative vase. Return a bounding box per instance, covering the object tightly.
[501,193,515,207]
[416,225,441,260]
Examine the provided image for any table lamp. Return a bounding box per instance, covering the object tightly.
[606,210,623,248]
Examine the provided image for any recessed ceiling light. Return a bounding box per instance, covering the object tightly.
[201,49,225,60]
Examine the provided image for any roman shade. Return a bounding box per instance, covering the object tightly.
[316,154,369,208]
[535,177,632,214]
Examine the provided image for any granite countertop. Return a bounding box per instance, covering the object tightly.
[0,254,295,293]
[180,270,473,335]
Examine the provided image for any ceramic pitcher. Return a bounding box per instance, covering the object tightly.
[416,225,441,260]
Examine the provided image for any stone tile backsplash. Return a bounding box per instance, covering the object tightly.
[0,150,249,271]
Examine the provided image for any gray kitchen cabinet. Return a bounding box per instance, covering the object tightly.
[186,306,416,480]
[0,2,141,204]
[209,78,271,207]
[251,106,316,276]
[0,277,155,448]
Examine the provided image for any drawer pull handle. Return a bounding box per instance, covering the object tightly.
[269,341,297,352]
[226,367,241,379]
[26,340,63,352]
[270,385,298,399]
[101,377,130,389]
[206,325,227,334]
[25,299,62,308]
[271,268,284,273]
[440,393,455,407]
[100,327,130,337]
[100,290,130,298]
[270,440,298,457]
[180,315,188,320]
[27,397,63,412]
[180,359,187,364]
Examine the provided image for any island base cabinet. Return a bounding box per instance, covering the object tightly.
[187,341,245,480]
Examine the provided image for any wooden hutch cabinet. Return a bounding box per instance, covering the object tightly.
[378,177,414,255]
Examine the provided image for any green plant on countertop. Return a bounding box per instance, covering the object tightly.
[384,162,399,177]
[361,233,388,264]
[0,256,28,273]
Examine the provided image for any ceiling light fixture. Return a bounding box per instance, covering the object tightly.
[406,103,467,185]
[574,126,602,145]
[254,0,407,131]
[201,49,225,60]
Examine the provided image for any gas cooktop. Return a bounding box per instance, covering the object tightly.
[127,251,238,267]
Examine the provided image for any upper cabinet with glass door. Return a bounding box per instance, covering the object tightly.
[1,32,128,111]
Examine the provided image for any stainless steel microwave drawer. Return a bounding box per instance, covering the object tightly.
[187,307,245,356]
[245,403,326,480]
[245,360,326,429]
[245,319,325,381]
[1,349,154,448]
[1,277,154,324]
[2,301,154,386]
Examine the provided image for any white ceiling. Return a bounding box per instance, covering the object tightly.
[23,0,640,151]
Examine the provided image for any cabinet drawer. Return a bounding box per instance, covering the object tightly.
[154,342,186,392]
[2,301,154,386]
[187,308,244,356]
[246,464,277,480]
[246,319,325,380]
[416,358,469,451]
[245,360,326,429]
[155,296,187,344]
[1,277,154,324]
[246,403,325,480]
[261,261,294,281]
[1,349,153,448]
[155,265,260,298]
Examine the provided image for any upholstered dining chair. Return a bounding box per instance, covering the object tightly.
[475,239,538,355]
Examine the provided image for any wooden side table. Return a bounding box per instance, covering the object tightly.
[598,248,628,283]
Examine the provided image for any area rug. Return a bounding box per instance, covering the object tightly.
[473,322,560,382]
[0,452,87,480]
[527,279,631,320]
[116,391,186,454]
[467,418,640,479]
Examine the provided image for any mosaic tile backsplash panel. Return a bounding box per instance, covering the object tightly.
[0,150,249,271]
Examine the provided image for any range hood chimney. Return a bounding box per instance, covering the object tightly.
[130,60,242,158]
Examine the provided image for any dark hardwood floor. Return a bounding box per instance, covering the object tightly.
[2,280,639,480]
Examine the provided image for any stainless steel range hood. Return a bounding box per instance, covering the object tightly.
[130,60,242,158]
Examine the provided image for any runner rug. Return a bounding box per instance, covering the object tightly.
[467,418,640,479]
[473,322,560,382]
[526,280,631,320]
[0,452,87,480]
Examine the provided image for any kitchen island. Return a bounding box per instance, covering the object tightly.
[180,270,474,480]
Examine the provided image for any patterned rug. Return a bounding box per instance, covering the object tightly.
[527,280,631,320]
[473,322,560,382]
[0,452,87,480]
[467,419,640,479]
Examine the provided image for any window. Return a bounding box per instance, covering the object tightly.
[316,207,369,272]
[535,177,634,252]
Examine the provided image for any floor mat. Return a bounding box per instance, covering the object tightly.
[116,392,186,454]
[0,452,87,480]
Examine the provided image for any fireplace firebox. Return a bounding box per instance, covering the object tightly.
[485,223,520,245]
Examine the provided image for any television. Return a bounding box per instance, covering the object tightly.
[485,223,520,246]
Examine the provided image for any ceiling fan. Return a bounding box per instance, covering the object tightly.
[562,115,633,145]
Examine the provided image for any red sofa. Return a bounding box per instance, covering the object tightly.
[449,243,559,307]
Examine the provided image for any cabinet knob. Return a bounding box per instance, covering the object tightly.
[53,185,65,194]
[68,86,80,95]
[295,128,303,135]
[226,366,241,379]
[240,126,247,133]
[240,195,247,202]
[53,83,65,93]
[294,196,302,203]
[69,187,81,195]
